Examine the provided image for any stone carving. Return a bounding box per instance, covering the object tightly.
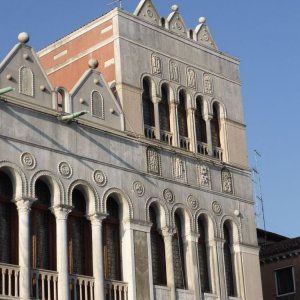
[19,66,34,97]
[91,91,104,119]
[163,188,175,204]
[133,181,145,197]
[187,194,199,210]
[93,170,107,187]
[147,147,161,175]
[173,156,186,182]
[203,73,213,95]
[151,53,162,76]
[169,60,180,82]
[212,201,222,216]
[146,9,154,18]
[198,164,211,188]
[187,67,196,89]
[222,168,233,194]
[20,152,36,170]
[58,162,73,179]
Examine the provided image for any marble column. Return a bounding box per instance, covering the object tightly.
[88,213,107,300]
[204,114,213,156]
[187,108,197,152]
[215,238,226,300]
[170,100,179,147]
[52,205,72,300]
[16,197,36,300]
[152,96,161,140]
[161,227,176,300]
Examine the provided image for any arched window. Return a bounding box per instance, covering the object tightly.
[103,197,121,280]
[32,179,56,271]
[57,88,65,113]
[195,96,207,154]
[159,84,171,144]
[142,78,155,138]
[0,171,18,265]
[223,223,235,297]
[68,189,92,276]
[91,91,104,119]
[178,90,188,138]
[198,217,210,293]
[211,103,221,148]
[149,205,166,286]
[19,66,34,97]
[173,212,186,289]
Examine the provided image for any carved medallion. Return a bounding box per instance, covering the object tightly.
[20,152,36,170]
[187,67,196,89]
[147,147,161,175]
[187,194,199,210]
[151,53,162,76]
[221,168,233,194]
[212,201,222,216]
[58,162,73,179]
[133,181,145,197]
[163,188,175,204]
[197,164,211,188]
[146,9,154,18]
[203,73,213,95]
[93,170,107,187]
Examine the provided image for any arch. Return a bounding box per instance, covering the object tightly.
[140,74,158,97]
[178,89,189,146]
[210,99,227,119]
[30,170,65,206]
[145,197,169,229]
[102,187,134,220]
[0,161,28,199]
[220,216,241,244]
[159,83,171,139]
[171,203,193,234]
[195,209,217,239]
[19,66,34,97]
[91,90,104,119]
[67,179,99,215]
[159,80,175,103]
[195,95,207,146]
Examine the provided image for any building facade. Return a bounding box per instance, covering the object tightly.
[0,1,262,299]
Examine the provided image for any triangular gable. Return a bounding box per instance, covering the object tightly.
[194,23,217,50]
[71,69,124,131]
[0,43,55,109]
[166,8,188,38]
[134,0,160,25]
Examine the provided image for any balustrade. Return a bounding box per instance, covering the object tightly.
[69,274,94,300]
[105,279,128,300]
[144,125,156,139]
[160,130,172,145]
[213,146,223,160]
[197,141,208,155]
[0,263,19,299]
[179,136,190,150]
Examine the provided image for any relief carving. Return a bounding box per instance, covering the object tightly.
[147,147,161,175]
[187,67,196,89]
[58,162,73,179]
[163,188,175,204]
[20,152,36,170]
[151,53,162,76]
[169,60,180,82]
[173,156,186,182]
[222,168,233,194]
[197,164,211,188]
[203,73,213,95]
[133,181,145,197]
[212,201,222,216]
[187,194,199,210]
[93,170,107,187]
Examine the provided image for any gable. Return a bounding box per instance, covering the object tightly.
[0,42,54,110]
[133,0,160,25]
[195,22,218,50]
[167,8,188,38]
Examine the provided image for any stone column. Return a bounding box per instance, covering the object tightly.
[187,108,197,152]
[215,238,226,299]
[52,205,72,300]
[185,233,201,300]
[170,100,179,147]
[152,96,161,140]
[204,114,213,156]
[88,213,107,300]
[16,197,36,300]
[207,239,221,297]
[161,227,176,300]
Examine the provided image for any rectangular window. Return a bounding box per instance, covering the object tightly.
[275,266,295,297]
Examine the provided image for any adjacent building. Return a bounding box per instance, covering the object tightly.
[0,1,263,299]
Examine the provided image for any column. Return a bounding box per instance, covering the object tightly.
[161,227,176,300]
[16,197,36,300]
[52,205,72,300]
[215,238,227,299]
[152,96,161,140]
[89,213,107,300]
[207,239,221,297]
[204,114,213,156]
[185,233,201,300]
[187,108,197,152]
[170,100,179,147]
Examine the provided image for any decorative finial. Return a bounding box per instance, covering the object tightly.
[171,5,179,12]
[88,58,99,69]
[199,17,206,24]
[18,32,30,44]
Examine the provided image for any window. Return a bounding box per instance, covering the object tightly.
[211,103,221,148]
[159,84,170,132]
[195,97,207,153]
[142,78,155,134]
[178,90,188,139]
[91,91,104,119]
[149,205,166,286]
[103,197,121,281]
[57,88,65,112]
[275,267,295,296]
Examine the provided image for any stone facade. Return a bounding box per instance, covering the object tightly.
[0,1,262,300]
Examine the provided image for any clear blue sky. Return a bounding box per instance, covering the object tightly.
[0,0,299,237]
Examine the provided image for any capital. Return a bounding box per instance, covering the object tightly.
[152,96,161,104]
[204,113,213,122]
[51,204,73,220]
[87,213,108,225]
[160,226,176,238]
[185,232,200,242]
[15,197,36,213]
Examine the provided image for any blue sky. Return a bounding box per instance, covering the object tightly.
[0,0,299,237]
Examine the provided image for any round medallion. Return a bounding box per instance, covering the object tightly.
[58,162,72,179]
[212,201,222,216]
[187,194,199,210]
[133,181,145,197]
[93,170,107,187]
[146,9,154,17]
[175,21,183,30]
[163,188,174,204]
[20,152,36,170]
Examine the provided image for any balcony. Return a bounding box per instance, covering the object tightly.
[197,141,208,155]
[160,130,172,145]
[179,136,190,151]
[144,125,156,139]
[105,280,128,300]
[0,263,19,299]
[213,146,223,161]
